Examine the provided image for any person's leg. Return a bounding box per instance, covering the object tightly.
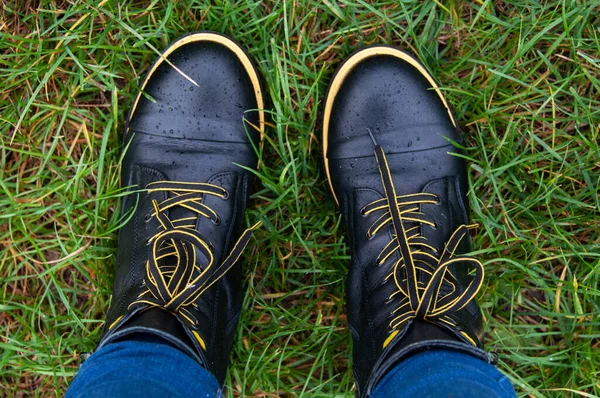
[321,47,516,396]
[66,335,220,398]
[67,31,265,394]
[371,350,516,398]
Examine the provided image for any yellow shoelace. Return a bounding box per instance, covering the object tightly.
[364,130,484,348]
[127,181,259,349]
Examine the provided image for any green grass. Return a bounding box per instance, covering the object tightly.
[1,0,599,396]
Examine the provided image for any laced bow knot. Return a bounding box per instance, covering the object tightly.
[365,129,484,348]
[129,180,260,346]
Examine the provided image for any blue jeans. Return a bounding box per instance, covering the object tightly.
[66,336,516,397]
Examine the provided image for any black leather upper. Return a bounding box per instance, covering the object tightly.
[323,48,491,396]
[98,33,262,385]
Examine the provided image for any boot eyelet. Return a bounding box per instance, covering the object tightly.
[366,233,374,241]
[208,242,215,252]
[360,208,367,217]
[145,239,151,246]
[212,216,221,226]
[434,196,442,206]
[144,214,152,223]
[222,191,229,200]
[430,223,438,230]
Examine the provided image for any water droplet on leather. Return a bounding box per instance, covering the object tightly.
[350,163,355,168]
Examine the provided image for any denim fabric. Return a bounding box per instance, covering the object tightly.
[67,337,515,398]
[65,335,220,398]
[371,349,516,398]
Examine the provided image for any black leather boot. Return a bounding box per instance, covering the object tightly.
[321,46,495,397]
[97,32,264,385]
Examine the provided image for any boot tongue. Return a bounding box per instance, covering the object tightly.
[106,308,204,365]
[161,196,211,272]
[389,320,460,353]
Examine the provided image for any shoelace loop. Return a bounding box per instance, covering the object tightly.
[365,130,484,348]
[129,181,260,348]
